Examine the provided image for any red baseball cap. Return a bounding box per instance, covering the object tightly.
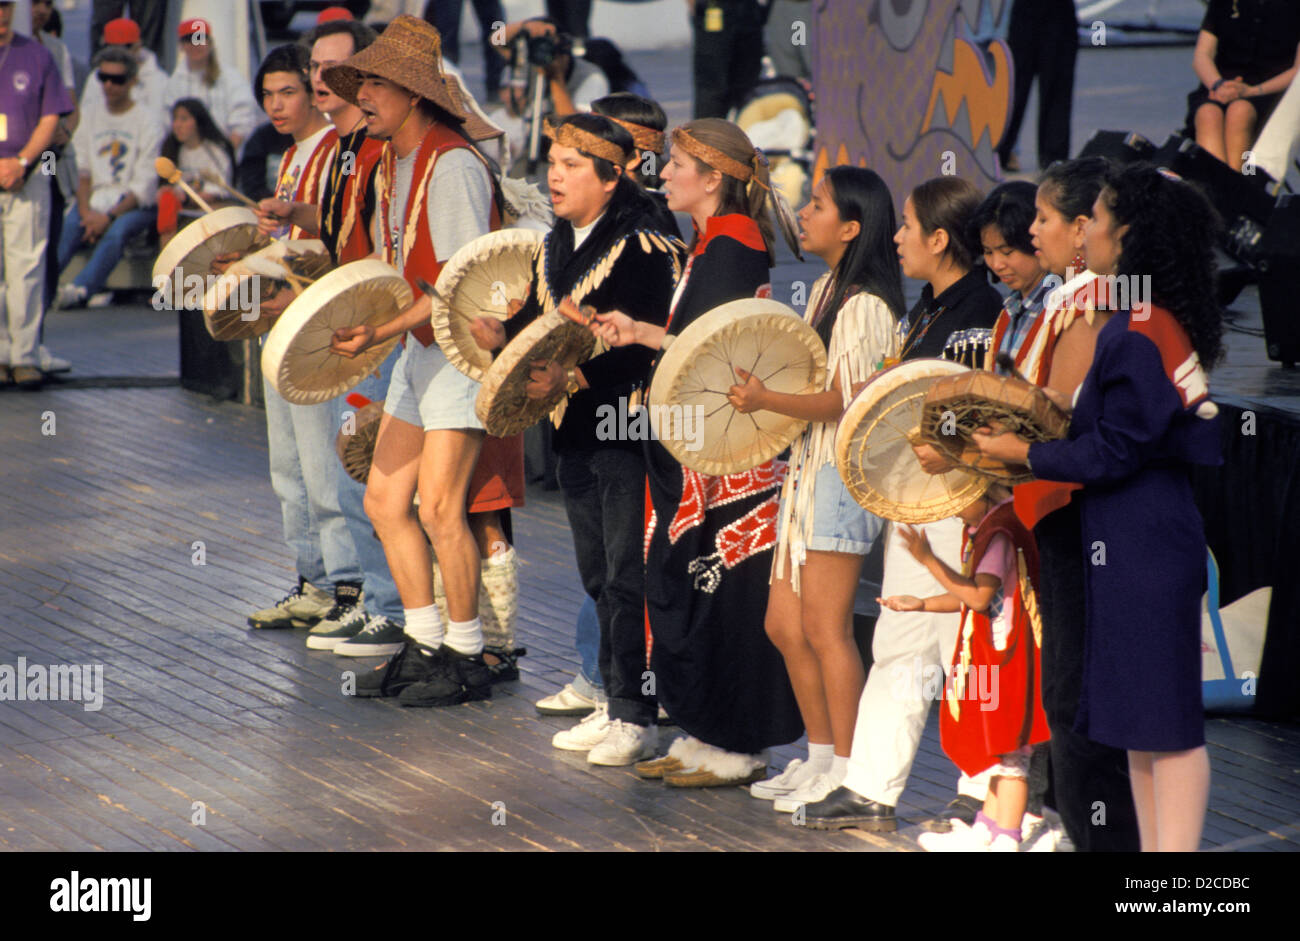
[316,6,354,23]
[179,18,211,41]
[103,17,141,45]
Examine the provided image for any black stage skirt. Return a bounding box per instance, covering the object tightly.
[643,442,804,754]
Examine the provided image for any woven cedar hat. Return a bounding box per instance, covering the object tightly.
[322,15,500,142]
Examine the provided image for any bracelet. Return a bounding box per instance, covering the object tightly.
[1212,78,1225,91]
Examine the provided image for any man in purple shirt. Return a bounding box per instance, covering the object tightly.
[0,0,72,389]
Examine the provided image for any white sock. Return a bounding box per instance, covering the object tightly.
[403,604,444,648]
[832,754,849,781]
[444,617,484,655]
[807,742,834,774]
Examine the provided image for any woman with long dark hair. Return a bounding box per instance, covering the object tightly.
[803,176,1001,833]
[976,163,1222,851]
[156,98,235,241]
[724,167,902,811]
[591,118,804,786]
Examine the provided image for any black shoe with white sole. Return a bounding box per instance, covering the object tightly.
[335,614,406,656]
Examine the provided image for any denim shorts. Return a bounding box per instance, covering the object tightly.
[383,339,483,431]
[779,459,884,557]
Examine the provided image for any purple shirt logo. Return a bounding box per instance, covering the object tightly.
[12,71,31,94]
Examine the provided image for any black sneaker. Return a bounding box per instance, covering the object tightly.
[482,646,526,683]
[398,646,493,707]
[351,640,444,699]
[335,613,406,657]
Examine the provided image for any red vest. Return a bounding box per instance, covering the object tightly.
[376,122,501,347]
[1011,275,1102,530]
[275,126,338,240]
[940,502,1051,777]
[337,136,385,264]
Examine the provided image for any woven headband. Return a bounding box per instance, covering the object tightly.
[671,127,770,191]
[606,117,665,154]
[545,119,631,166]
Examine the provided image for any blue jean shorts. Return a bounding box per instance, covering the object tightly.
[383,339,484,431]
[779,459,884,556]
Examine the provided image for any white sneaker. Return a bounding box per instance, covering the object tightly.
[773,770,841,813]
[535,682,600,716]
[38,346,71,374]
[551,704,610,752]
[1022,808,1069,852]
[918,819,993,852]
[749,758,819,801]
[587,720,656,766]
[54,283,87,310]
[989,833,1020,852]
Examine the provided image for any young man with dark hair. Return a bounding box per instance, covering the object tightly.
[473,112,682,764]
[243,43,364,638]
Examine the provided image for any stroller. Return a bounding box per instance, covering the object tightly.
[733,75,816,209]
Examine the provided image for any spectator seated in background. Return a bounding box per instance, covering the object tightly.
[1188,0,1300,172]
[55,47,165,310]
[81,17,167,132]
[157,98,236,244]
[164,18,261,155]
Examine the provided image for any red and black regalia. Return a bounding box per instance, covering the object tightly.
[644,213,804,754]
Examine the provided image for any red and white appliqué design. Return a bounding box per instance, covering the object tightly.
[645,460,787,593]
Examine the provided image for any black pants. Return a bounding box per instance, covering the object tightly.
[546,0,592,40]
[557,446,656,727]
[1036,502,1141,852]
[424,0,507,99]
[691,0,766,118]
[998,0,1078,167]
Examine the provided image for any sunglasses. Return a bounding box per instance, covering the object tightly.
[97,71,130,85]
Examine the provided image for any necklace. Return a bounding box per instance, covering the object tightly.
[0,36,14,76]
[899,302,947,359]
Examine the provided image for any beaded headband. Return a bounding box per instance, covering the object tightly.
[544,117,631,167]
[670,126,770,191]
[606,117,665,154]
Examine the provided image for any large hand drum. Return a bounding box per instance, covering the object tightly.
[261,259,413,405]
[336,397,386,484]
[152,207,268,309]
[836,359,988,524]
[919,370,1070,484]
[202,239,331,341]
[648,298,826,476]
[475,309,595,437]
[431,228,543,381]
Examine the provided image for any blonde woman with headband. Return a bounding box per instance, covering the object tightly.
[592,118,804,787]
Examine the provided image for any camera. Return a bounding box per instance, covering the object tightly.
[527,30,575,68]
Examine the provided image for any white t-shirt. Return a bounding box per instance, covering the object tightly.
[270,123,333,238]
[80,47,168,134]
[72,100,167,212]
[164,61,260,145]
[177,140,233,200]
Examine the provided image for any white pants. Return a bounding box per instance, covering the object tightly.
[843,517,965,807]
[0,169,51,368]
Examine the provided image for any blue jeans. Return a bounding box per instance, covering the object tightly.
[263,373,364,594]
[57,205,153,296]
[334,348,403,621]
[574,594,603,696]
